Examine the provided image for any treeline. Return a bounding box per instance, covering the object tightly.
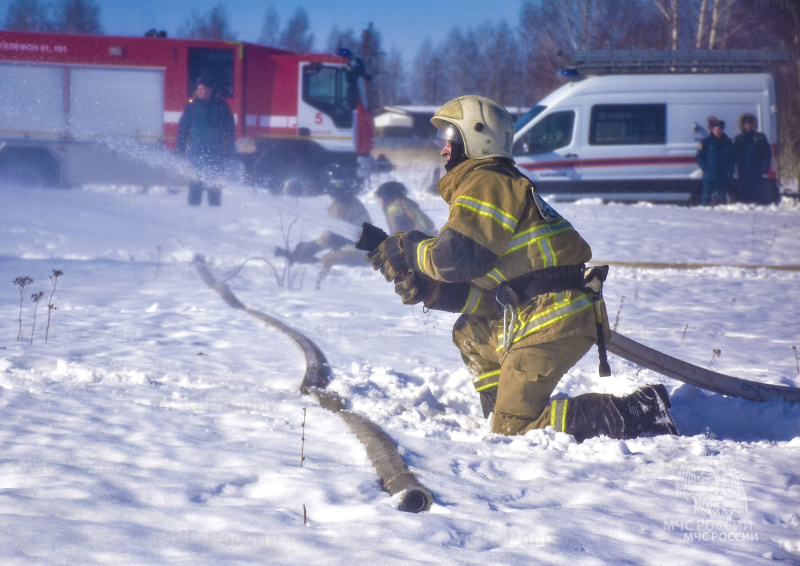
[4,0,101,34]
[5,0,800,180]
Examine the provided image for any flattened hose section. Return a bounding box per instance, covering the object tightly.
[193,255,433,513]
[608,331,800,403]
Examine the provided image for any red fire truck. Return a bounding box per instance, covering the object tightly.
[0,30,375,192]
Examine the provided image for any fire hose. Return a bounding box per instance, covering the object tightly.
[355,222,800,405]
[193,254,433,513]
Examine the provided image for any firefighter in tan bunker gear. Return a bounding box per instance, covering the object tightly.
[290,165,371,272]
[368,96,678,441]
[376,181,438,235]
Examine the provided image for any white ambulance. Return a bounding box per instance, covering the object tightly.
[512,73,777,203]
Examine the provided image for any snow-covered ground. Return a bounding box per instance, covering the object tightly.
[2,164,799,565]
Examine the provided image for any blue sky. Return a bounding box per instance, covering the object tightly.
[1,0,525,58]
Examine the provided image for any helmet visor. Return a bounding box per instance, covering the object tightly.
[434,123,463,148]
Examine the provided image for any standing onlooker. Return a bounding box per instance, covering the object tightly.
[177,75,236,206]
[696,119,735,205]
[734,113,772,204]
[376,181,437,235]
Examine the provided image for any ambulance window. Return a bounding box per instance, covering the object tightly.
[187,48,235,98]
[512,110,574,156]
[590,104,665,145]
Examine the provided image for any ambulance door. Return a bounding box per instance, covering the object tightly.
[513,108,581,194]
[579,103,667,200]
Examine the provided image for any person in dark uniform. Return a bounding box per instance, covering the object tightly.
[734,113,772,204]
[176,76,235,206]
[696,119,735,206]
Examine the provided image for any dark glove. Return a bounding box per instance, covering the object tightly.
[366,232,408,282]
[291,241,321,263]
[393,272,432,305]
[582,265,609,296]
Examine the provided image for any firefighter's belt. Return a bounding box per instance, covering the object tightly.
[497,264,587,307]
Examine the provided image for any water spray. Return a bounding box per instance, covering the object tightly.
[91,136,387,250]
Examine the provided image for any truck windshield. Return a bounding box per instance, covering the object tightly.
[302,64,358,129]
[514,105,546,132]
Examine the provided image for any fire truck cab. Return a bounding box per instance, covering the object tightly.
[0,30,374,193]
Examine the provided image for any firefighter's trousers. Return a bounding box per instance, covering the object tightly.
[453,313,593,436]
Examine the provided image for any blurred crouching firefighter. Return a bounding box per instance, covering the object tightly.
[734,113,772,204]
[288,164,372,272]
[376,181,438,235]
[696,119,735,206]
[176,76,236,206]
[367,95,677,442]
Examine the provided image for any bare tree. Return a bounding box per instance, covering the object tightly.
[5,0,52,32]
[652,0,680,50]
[326,25,359,54]
[258,5,280,46]
[483,21,521,108]
[53,0,101,35]
[694,0,741,49]
[695,0,709,47]
[411,38,445,104]
[379,46,407,105]
[279,8,314,53]
[178,4,236,40]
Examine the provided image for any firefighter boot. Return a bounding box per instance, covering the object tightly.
[565,384,678,443]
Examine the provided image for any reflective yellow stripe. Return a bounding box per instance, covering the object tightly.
[455,196,518,233]
[472,369,500,392]
[496,294,594,350]
[486,267,508,286]
[550,399,569,432]
[538,237,557,267]
[386,202,402,215]
[414,238,437,276]
[501,220,573,255]
[461,286,483,314]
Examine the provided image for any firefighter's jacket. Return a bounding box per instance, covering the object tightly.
[384,196,437,235]
[403,158,607,383]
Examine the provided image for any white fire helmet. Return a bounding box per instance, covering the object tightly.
[431,95,514,160]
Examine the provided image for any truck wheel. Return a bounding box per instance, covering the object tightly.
[2,163,44,188]
[0,149,60,188]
